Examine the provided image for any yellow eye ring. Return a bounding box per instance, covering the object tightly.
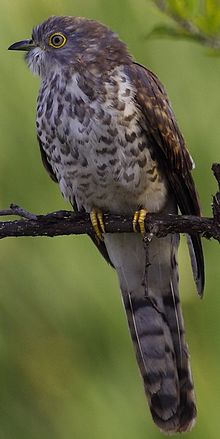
[49,33,67,49]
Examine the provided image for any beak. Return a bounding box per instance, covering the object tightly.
[8,39,36,51]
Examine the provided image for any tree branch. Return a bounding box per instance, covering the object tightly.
[0,164,220,242]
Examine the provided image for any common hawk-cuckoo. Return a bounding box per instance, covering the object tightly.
[9,16,204,434]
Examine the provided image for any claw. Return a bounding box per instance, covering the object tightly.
[132,208,148,236]
[90,208,105,240]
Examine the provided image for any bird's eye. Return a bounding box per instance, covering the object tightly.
[49,33,67,48]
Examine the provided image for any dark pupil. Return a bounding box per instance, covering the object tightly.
[53,36,62,45]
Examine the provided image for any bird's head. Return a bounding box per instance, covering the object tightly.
[8,16,131,77]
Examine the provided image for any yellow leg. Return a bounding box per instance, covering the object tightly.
[90,208,105,240]
[132,208,148,236]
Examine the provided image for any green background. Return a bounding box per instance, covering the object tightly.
[1,0,220,438]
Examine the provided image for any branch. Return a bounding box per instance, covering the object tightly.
[152,0,220,50]
[0,164,220,242]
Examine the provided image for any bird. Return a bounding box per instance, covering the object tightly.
[8,16,204,434]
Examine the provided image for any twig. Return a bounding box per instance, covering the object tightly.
[212,163,220,222]
[0,164,219,242]
[0,203,38,220]
[153,0,220,50]
[212,163,220,190]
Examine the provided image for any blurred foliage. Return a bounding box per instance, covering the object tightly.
[151,0,220,49]
[1,0,220,438]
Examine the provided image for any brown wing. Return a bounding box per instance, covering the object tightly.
[38,136,58,182]
[127,62,204,295]
[38,137,114,267]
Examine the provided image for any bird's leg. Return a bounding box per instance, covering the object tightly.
[133,208,148,236]
[90,208,105,240]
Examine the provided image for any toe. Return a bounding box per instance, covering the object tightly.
[90,208,104,240]
[133,211,140,233]
[138,208,148,236]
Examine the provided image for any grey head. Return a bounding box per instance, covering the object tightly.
[8,16,132,77]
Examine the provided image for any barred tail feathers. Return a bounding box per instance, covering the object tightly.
[104,232,196,434]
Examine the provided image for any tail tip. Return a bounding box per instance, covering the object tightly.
[151,402,197,435]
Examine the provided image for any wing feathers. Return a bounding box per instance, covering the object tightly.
[127,62,204,295]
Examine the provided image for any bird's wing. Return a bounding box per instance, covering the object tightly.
[126,62,204,295]
[38,136,58,182]
[37,136,114,266]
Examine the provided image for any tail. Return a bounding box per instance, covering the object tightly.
[104,232,196,434]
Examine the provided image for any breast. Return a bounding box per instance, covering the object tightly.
[37,66,168,214]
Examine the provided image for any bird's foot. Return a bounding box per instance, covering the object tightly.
[133,208,148,236]
[90,208,105,241]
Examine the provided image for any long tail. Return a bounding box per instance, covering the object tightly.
[104,232,196,434]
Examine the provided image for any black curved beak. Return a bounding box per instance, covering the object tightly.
[8,39,35,51]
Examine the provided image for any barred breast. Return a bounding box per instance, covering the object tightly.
[37,65,168,214]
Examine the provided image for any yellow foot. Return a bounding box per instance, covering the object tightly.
[133,208,148,236]
[90,208,105,241]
